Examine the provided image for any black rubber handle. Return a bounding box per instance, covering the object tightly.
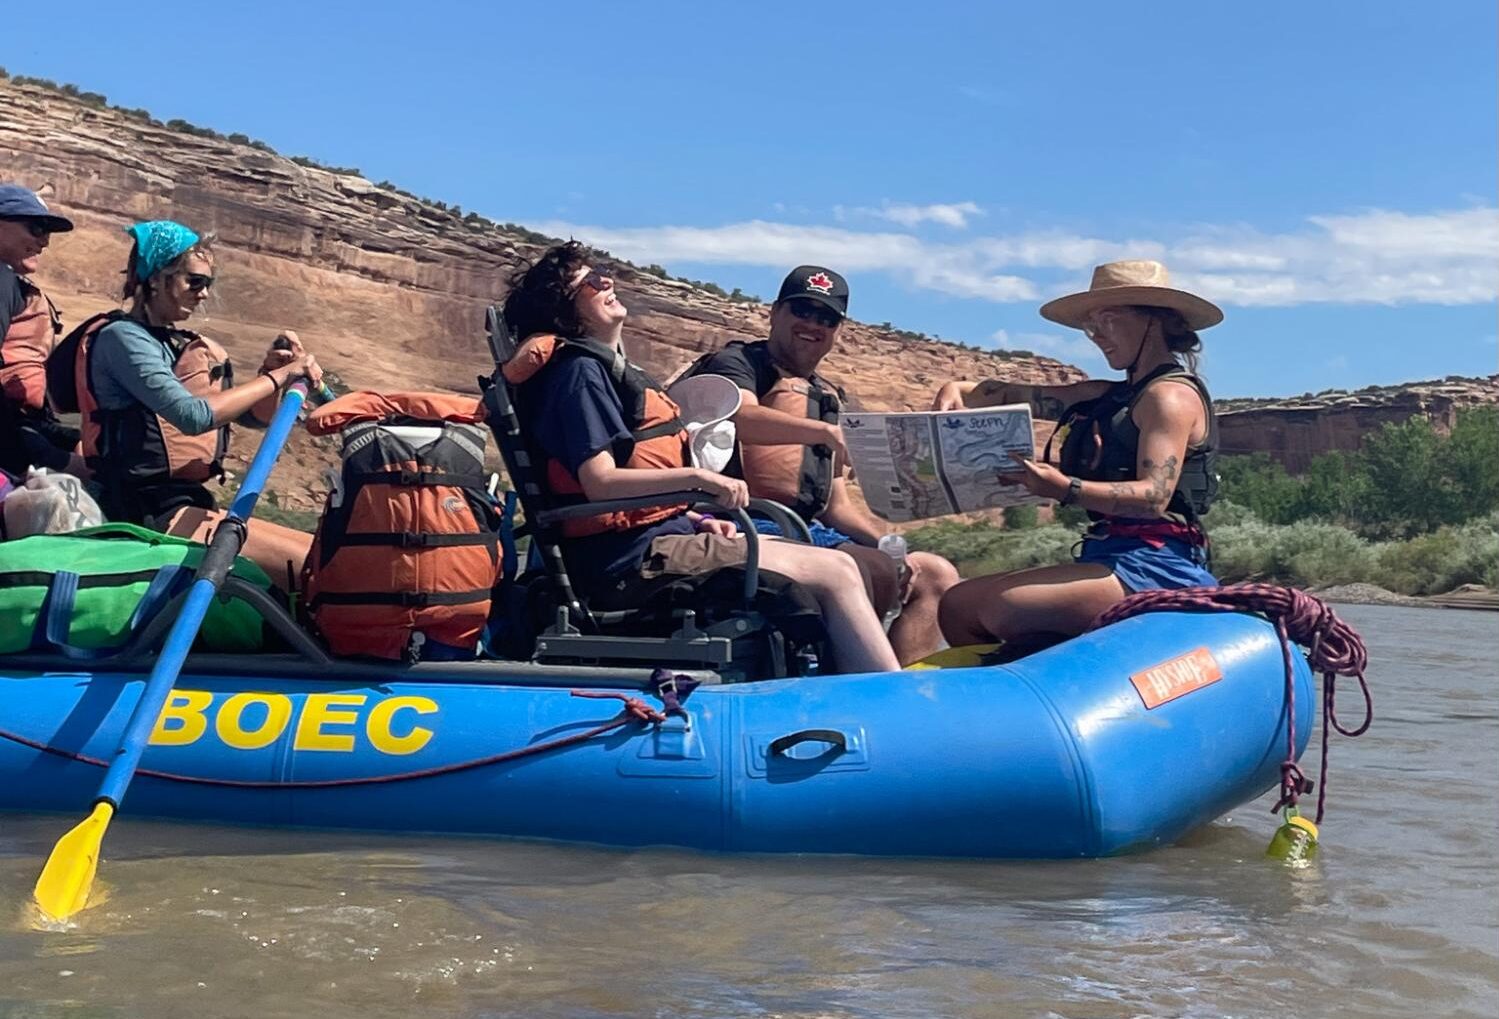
[768,729,847,758]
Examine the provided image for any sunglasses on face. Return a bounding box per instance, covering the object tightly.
[785,299,842,329]
[4,219,52,240]
[180,273,216,294]
[572,270,612,297]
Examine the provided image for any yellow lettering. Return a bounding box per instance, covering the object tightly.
[148,689,213,746]
[293,693,367,752]
[366,696,438,756]
[216,692,293,750]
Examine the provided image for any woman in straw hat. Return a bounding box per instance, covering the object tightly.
[931,260,1221,655]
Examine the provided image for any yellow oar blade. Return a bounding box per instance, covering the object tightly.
[34,801,114,922]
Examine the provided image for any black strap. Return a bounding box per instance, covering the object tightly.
[0,568,177,590]
[335,532,499,549]
[630,417,686,442]
[346,470,488,489]
[309,588,492,608]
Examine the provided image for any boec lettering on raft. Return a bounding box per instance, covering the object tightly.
[147,691,439,755]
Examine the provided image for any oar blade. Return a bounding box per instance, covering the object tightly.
[34,802,114,922]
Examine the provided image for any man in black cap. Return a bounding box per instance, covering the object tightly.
[0,183,85,480]
[683,265,959,664]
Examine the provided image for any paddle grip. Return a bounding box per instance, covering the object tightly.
[271,335,337,403]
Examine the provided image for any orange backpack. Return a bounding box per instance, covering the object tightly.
[302,391,503,661]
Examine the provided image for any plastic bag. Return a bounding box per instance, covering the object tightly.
[0,470,105,539]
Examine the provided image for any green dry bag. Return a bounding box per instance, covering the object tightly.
[0,523,271,656]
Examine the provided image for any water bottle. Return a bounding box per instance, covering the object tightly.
[877,534,908,628]
[1266,807,1319,866]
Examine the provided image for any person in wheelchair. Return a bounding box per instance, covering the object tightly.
[500,242,899,675]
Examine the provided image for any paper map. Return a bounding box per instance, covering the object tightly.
[841,405,1045,522]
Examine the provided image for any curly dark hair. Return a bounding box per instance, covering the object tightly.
[502,241,590,340]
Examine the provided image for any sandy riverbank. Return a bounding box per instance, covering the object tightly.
[1312,583,1499,611]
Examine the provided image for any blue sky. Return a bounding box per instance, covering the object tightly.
[4,1,1494,397]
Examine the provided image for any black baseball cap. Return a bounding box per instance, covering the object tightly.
[775,265,848,317]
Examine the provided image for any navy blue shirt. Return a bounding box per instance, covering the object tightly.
[527,353,693,593]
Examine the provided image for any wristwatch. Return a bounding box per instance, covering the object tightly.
[1059,477,1083,507]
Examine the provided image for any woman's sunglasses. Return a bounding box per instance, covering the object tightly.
[785,298,842,329]
[572,270,612,297]
[180,273,216,294]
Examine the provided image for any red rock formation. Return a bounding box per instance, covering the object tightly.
[1217,375,1499,473]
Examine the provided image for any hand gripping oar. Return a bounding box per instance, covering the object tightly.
[33,378,311,922]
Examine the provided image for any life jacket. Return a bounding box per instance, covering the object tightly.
[685,340,845,522]
[503,334,691,538]
[1049,361,1219,532]
[302,391,503,661]
[80,317,234,488]
[0,277,62,413]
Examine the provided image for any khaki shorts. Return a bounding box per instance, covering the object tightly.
[640,532,750,579]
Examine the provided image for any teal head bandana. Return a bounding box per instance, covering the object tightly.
[124,220,200,281]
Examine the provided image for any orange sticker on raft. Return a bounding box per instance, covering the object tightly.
[1130,647,1224,709]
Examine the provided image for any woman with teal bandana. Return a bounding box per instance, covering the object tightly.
[88,220,325,581]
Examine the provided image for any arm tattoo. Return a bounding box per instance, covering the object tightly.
[1141,456,1179,515]
[1031,393,1067,421]
[975,379,1009,403]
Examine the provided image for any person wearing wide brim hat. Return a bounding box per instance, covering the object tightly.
[930,260,1224,657]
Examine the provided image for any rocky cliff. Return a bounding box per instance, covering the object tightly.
[1217,374,1499,473]
[5,75,1493,509]
[2,76,1085,508]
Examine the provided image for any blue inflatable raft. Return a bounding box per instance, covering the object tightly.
[0,609,1310,858]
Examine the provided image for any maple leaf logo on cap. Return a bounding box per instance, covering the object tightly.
[805,272,835,294]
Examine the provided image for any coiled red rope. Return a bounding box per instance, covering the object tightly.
[1093,582,1373,823]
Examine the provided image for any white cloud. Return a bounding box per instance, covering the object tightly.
[992,328,1106,369]
[540,205,1499,311]
[835,200,985,230]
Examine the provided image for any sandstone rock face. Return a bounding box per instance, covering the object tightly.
[1217,375,1499,473]
[2,78,1082,506]
[7,76,1490,510]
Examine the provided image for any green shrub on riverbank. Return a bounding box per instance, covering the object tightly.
[904,505,1499,596]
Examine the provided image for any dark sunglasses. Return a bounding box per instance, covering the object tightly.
[4,218,52,239]
[181,273,216,294]
[785,298,842,329]
[572,270,612,297]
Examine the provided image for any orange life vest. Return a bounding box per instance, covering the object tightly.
[503,335,691,538]
[302,390,503,661]
[68,315,234,488]
[0,277,62,413]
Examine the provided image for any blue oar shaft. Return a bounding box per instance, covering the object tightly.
[94,382,308,809]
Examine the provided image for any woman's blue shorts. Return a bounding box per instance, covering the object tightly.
[1075,535,1218,593]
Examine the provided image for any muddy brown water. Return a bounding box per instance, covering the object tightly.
[2,604,1495,1018]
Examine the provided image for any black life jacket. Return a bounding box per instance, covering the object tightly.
[1051,361,1218,525]
[685,341,845,522]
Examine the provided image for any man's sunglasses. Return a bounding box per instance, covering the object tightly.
[181,273,216,294]
[3,218,52,240]
[572,270,612,296]
[785,298,842,329]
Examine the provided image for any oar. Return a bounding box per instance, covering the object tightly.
[33,378,311,922]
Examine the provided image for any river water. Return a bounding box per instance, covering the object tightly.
[2,604,1495,1018]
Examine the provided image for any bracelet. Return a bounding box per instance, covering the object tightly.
[257,367,282,395]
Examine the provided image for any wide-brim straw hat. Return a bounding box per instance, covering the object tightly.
[1040,260,1223,332]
